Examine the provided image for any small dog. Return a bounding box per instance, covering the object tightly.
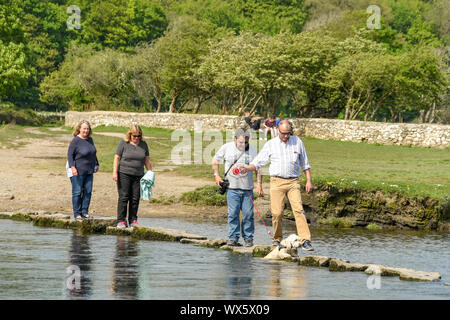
[264,234,303,260]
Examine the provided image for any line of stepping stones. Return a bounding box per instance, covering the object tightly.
[0,210,444,283]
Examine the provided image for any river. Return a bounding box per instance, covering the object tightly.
[0,217,448,299]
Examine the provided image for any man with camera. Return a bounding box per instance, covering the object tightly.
[212,128,263,247]
[239,120,314,251]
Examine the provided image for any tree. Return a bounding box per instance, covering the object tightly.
[76,48,136,109]
[130,44,164,112]
[236,0,307,35]
[0,42,31,100]
[323,45,447,122]
[153,16,217,113]
[39,45,94,108]
[77,0,168,51]
[390,46,447,123]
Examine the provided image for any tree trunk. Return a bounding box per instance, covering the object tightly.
[169,95,178,113]
[248,96,262,115]
[419,109,425,123]
[156,97,162,112]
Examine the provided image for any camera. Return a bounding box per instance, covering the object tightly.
[218,179,230,195]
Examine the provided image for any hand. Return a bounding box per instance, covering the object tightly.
[256,183,263,197]
[214,175,223,187]
[305,180,313,193]
[239,165,249,174]
[113,172,118,181]
[71,167,78,176]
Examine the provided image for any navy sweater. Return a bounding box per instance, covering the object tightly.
[67,136,99,175]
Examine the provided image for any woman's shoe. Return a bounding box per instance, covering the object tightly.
[117,221,127,228]
[130,221,140,228]
[82,214,91,219]
[74,215,83,221]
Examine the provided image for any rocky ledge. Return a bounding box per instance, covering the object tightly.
[0,209,443,283]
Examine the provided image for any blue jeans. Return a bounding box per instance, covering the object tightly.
[226,189,254,241]
[70,174,93,217]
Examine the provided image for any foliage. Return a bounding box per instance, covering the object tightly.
[0,103,44,125]
[0,41,31,100]
[0,0,447,123]
[75,0,168,51]
[39,45,95,108]
[179,185,227,206]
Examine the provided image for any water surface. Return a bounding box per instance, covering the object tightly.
[0,217,448,300]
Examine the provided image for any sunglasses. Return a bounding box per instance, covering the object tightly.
[132,134,141,138]
[279,131,291,135]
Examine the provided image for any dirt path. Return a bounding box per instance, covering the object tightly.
[0,131,227,219]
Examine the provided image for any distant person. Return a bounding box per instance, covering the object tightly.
[239,120,314,251]
[212,128,263,247]
[244,112,264,140]
[67,120,99,220]
[263,114,278,140]
[113,124,152,228]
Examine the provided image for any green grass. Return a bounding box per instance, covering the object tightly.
[302,137,450,200]
[318,217,355,228]
[0,124,52,149]
[179,185,227,206]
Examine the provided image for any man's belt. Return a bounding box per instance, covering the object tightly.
[271,176,298,179]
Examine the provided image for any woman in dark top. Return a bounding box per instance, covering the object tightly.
[113,124,152,228]
[67,120,99,220]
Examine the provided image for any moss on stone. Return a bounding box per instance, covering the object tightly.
[318,217,355,228]
[298,256,321,267]
[32,216,77,229]
[252,245,273,257]
[105,227,132,236]
[131,227,178,241]
[8,213,34,222]
[366,223,382,230]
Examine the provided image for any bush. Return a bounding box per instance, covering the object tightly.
[0,103,44,126]
[179,185,227,206]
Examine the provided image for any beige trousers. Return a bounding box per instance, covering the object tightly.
[270,177,311,243]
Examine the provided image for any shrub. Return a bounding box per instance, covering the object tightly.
[179,185,227,206]
[0,104,44,126]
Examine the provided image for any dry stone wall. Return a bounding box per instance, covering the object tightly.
[65,111,449,148]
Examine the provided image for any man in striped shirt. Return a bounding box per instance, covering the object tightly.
[239,120,314,251]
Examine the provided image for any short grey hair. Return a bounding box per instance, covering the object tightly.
[234,128,251,139]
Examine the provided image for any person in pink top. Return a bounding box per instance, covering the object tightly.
[263,114,278,140]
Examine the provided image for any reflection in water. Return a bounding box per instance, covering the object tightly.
[109,236,140,299]
[225,254,253,299]
[268,263,308,299]
[67,231,92,299]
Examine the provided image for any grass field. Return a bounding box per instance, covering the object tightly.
[1,123,449,201]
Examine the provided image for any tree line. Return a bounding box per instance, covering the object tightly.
[1,0,449,123]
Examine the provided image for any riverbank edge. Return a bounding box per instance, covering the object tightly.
[253,184,450,232]
[176,183,450,232]
[0,210,443,283]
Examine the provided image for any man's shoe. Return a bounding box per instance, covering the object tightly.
[117,221,127,228]
[227,240,241,247]
[302,240,314,251]
[244,239,253,247]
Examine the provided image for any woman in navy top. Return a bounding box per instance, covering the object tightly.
[67,120,99,220]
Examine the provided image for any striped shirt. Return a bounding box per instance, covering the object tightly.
[251,136,311,178]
